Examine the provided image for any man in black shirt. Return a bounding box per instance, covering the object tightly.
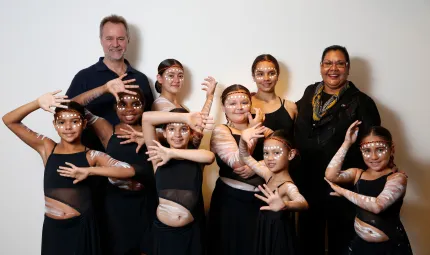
[66,14,154,151]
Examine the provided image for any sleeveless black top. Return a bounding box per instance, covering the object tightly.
[354,172,404,238]
[155,159,203,218]
[105,126,154,187]
[216,125,265,187]
[44,145,92,213]
[263,97,294,134]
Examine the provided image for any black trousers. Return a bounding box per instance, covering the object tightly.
[298,195,356,255]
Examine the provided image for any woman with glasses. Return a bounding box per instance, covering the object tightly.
[294,45,381,255]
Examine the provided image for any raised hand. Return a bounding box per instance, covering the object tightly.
[255,184,286,212]
[57,162,90,184]
[248,108,265,127]
[186,112,205,132]
[201,76,218,98]
[105,73,139,101]
[118,124,145,153]
[241,122,266,145]
[37,90,70,114]
[344,120,361,146]
[146,140,172,167]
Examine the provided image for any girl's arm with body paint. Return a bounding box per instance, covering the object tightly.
[238,124,271,181]
[325,120,362,184]
[57,150,136,184]
[326,173,407,214]
[189,76,218,148]
[146,140,215,167]
[2,90,69,163]
[72,74,139,148]
[255,183,308,212]
[142,111,210,170]
[210,125,244,170]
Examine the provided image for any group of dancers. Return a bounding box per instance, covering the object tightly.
[3,15,413,255]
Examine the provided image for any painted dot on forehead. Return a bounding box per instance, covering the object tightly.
[263,146,284,160]
[56,113,79,119]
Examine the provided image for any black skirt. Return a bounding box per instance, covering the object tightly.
[255,210,298,255]
[207,178,261,255]
[348,234,413,255]
[103,184,157,255]
[153,218,204,255]
[41,209,100,255]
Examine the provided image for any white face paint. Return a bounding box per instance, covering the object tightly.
[360,141,389,158]
[254,67,278,80]
[55,112,83,131]
[117,96,143,111]
[263,146,284,160]
[164,68,184,82]
[224,94,251,109]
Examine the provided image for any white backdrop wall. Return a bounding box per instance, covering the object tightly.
[1,0,429,254]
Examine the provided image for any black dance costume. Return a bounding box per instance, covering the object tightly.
[42,145,100,255]
[153,159,205,255]
[253,97,294,157]
[347,172,413,255]
[263,97,294,134]
[102,127,157,255]
[254,177,298,255]
[208,125,265,255]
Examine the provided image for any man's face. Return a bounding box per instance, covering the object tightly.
[100,22,128,61]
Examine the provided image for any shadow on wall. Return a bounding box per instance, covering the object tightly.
[350,57,430,255]
[126,24,142,67]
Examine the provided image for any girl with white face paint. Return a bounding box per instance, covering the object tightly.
[2,91,136,255]
[152,58,218,148]
[250,54,297,134]
[141,109,215,255]
[207,84,273,255]
[72,74,157,255]
[239,124,308,255]
[324,121,413,254]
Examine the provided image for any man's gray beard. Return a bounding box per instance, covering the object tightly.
[105,51,126,61]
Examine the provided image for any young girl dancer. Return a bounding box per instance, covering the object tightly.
[325,121,413,254]
[207,84,273,255]
[72,74,156,255]
[152,58,217,148]
[250,54,297,134]
[142,109,215,255]
[239,124,308,255]
[2,90,136,255]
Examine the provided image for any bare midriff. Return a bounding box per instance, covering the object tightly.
[220,177,259,192]
[44,196,80,220]
[354,217,389,242]
[156,198,194,227]
[109,177,144,191]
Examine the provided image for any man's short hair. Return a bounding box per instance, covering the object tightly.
[99,14,130,39]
